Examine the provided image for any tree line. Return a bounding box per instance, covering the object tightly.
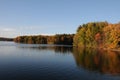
[73,22,120,49]
[0,37,13,41]
[14,21,120,49]
[14,34,74,45]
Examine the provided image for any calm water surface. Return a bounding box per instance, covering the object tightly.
[0,41,120,80]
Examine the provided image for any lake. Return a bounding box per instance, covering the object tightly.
[0,41,120,80]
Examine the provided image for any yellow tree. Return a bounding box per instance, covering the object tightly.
[103,23,120,49]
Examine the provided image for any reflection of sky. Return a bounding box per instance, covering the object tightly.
[0,42,16,55]
[0,42,120,80]
[0,41,73,62]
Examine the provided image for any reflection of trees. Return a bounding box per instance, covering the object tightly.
[73,47,120,75]
[18,45,72,54]
[54,46,73,53]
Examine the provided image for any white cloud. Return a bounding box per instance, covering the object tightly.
[0,25,63,38]
[0,28,19,38]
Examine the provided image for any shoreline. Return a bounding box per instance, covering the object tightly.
[74,46,120,52]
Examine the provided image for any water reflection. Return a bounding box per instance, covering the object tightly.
[73,47,120,75]
[18,45,73,54]
[0,42,120,80]
[18,44,120,75]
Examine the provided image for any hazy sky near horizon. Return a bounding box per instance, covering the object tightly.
[0,0,120,38]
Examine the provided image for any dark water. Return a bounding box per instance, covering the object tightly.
[0,41,120,80]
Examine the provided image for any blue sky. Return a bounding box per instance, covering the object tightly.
[0,0,120,38]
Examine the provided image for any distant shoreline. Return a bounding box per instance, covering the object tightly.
[0,37,14,41]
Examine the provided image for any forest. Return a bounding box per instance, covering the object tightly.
[14,34,74,45]
[0,37,13,41]
[14,21,120,49]
[73,22,120,49]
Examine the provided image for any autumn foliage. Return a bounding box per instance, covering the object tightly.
[74,22,120,49]
[14,34,74,45]
[14,21,120,49]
